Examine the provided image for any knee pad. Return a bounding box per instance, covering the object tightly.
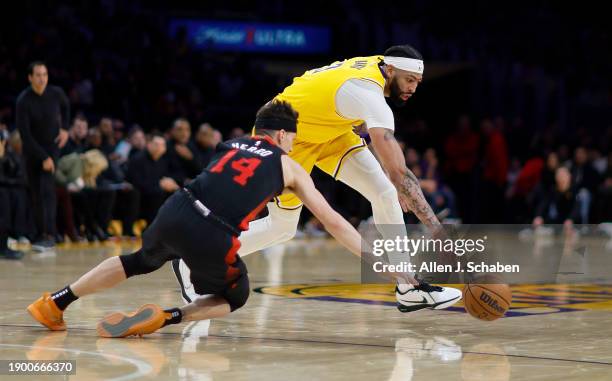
[376,185,399,206]
[119,251,164,278]
[337,149,401,213]
[370,184,404,225]
[223,273,250,312]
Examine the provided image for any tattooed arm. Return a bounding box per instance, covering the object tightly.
[368,127,440,228]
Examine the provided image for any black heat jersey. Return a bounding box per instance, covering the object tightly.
[186,135,286,232]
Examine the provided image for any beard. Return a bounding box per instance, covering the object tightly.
[388,78,409,107]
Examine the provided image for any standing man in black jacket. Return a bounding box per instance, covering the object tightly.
[16,62,69,250]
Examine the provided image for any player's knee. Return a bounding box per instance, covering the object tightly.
[228,291,249,312]
[369,183,398,208]
[119,251,163,278]
[225,274,250,312]
[370,186,404,224]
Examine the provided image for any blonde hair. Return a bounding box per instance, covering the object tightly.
[81,149,108,187]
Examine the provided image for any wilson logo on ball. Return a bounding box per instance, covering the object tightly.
[479,291,505,314]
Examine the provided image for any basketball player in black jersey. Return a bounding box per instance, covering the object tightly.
[27,101,370,337]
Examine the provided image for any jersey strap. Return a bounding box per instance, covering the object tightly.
[181,188,241,236]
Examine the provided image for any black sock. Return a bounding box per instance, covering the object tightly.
[162,308,183,327]
[51,286,79,311]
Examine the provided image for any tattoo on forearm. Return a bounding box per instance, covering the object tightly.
[398,168,440,227]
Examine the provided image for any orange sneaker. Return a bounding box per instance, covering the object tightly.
[27,293,66,331]
[97,304,166,338]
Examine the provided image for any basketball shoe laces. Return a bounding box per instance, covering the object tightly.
[413,282,443,293]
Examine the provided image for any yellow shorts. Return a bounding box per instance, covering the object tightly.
[275,130,366,209]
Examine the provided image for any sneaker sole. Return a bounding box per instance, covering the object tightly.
[26,303,66,331]
[97,304,164,338]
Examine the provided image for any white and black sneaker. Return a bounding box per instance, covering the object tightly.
[396,282,462,313]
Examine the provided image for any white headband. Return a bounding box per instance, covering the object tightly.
[383,56,424,75]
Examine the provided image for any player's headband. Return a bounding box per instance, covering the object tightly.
[254,117,297,133]
[383,56,424,75]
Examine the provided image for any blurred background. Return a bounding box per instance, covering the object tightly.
[1,0,611,248]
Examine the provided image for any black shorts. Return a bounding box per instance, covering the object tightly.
[120,191,249,311]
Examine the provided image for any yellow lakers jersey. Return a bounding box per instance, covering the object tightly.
[275,56,386,143]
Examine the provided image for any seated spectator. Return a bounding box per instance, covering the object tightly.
[89,127,140,238]
[55,149,112,242]
[0,128,25,259]
[166,118,201,185]
[407,160,457,222]
[420,148,458,219]
[111,124,146,164]
[591,153,612,223]
[127,128,146,159]
[126,134,179,224]
[480,118,509,222]
[6,130,31,241]
[229,127,245,139]
[194,123,220,168]
[87,127,124,185]
[540,152,560,191]
[113,126,146,164]
[405,147,419,168]
[590,148,607,175]
[98,117,117,155]
[443,115,481,222]
[85,127,102,150]
[60,114,89,156]
[113,119,126,144]
[533,167,580,228]
[506,156,544,223]
[568,146,601,223]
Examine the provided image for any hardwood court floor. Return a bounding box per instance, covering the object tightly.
[1,236,612,380]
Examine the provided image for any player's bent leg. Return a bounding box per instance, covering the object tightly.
[181,295,232,322]
[237,200,302,256]
[96,271,250,338]
[28,248,170,331]
[96,254,188,338]
[337,149,409,267]
[337,150,462,311]
[171,257,212,331]
[27,256,129,331]
[97,303,167,338]
[180,272,249,322]
[71,256,130,297]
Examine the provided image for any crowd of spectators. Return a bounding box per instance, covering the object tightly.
[1,110,224,256]
[1,1,611,259]
[2,103,612,259]
[311,114,612,231]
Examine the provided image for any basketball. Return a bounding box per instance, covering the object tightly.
[463,283,512,321]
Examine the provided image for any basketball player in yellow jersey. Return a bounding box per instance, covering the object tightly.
[180,45,462,312]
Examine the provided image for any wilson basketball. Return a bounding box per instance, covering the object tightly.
[463,283,512,321]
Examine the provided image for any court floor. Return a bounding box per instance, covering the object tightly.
[1,236,612,380]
